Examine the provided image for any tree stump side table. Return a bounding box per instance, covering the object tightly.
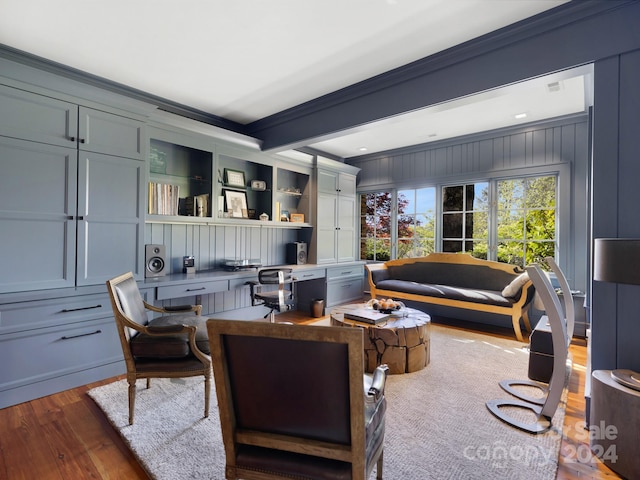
[330,304,431,374]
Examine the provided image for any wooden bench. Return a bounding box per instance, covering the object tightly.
[366,253,534,341]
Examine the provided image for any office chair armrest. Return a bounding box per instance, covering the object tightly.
[144,300,202,315]
[367,364,390,400]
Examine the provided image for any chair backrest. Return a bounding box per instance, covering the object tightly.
[544,257,575,342]
[206,319,368,475]
[258,268,294,285]
[106,272,148,342]
[525,265,568,420]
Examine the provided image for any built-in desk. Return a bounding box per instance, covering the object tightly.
[142,262,365,319]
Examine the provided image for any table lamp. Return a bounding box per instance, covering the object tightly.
[593,238,640,390]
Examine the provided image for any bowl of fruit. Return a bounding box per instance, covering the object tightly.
[369,298,404,314]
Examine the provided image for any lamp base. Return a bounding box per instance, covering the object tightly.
[611,369,640,391]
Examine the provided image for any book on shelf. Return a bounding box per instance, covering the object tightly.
[343,308,390,324]
[148,182,180,215]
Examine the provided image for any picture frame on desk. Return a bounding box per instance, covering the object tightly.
[224,168,246,188]
[224,189,248,218]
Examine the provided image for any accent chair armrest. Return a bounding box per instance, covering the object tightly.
[366,364,390,400]
[144,300,202,315]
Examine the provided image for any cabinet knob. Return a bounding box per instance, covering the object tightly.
[79,138,86,144]
[69,136,76,142]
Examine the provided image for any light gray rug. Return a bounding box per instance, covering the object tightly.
[89,324,566,479]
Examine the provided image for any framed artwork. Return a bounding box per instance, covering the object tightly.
[290,213,305,223]
[224,189,248,218]
[224,168,246,188]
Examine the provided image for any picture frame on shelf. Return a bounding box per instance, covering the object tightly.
[224,189,248,218]
[290,213,304,223]
[224,168,246,188]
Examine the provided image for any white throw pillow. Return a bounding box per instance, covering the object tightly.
[501,272,530,298]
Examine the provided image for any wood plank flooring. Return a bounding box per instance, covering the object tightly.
[0,311,620,479]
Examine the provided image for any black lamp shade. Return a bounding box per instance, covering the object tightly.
[594,238,640,285]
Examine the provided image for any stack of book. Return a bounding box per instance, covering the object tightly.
[148,182,180,215]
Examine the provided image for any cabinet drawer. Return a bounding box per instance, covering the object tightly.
[294,268,326,282]
[0,293,112,335]
[326,265,364,281]
[326,277,364,307]
[0,317,122,393]
[157,280,229,300]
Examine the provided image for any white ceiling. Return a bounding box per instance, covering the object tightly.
[0,0,586,158]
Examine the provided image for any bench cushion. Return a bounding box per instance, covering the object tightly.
[375,279,513,307]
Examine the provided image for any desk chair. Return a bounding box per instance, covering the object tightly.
[247,268,295,322]
[106,272,211,425]
[206,319,389,480]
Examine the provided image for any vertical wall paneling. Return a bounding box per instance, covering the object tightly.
[349,116,589,299]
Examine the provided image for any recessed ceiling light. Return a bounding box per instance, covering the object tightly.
[358,147,368,152]
[514,113,527,119]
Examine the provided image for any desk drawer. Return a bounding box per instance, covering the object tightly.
[0,293,112,335]
[327,277,364,307]
[157,280,229,300]
[0,317,122,392]
[326,265,364,281]
[294,268,326,282]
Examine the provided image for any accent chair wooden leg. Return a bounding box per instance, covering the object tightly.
[128,378,136,425]
[204,373,211,418]
[377,450,384,480]
[146,378,151,389]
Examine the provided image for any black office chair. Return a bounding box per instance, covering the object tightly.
[247,268,295,322]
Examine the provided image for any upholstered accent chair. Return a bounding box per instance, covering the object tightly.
[106,272,211,425]
[246,268,296,322]
[207,319,389,480]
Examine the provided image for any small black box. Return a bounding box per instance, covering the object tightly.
[528,316,553,383]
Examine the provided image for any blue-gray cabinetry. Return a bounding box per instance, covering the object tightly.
[0,82,145,407]
[312,160,359,264]
[0,84,145,293]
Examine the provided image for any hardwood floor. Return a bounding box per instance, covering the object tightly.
[0,312,620,479]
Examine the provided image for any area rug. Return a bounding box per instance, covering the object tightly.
[88,324,566,479]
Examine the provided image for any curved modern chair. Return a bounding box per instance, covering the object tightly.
[486,263,569,434]
[246,268,295,322]
[106,272,211,425]
[207,319,389,480]
[499,257,574,406]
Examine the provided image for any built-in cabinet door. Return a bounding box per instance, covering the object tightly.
[0,83,78,147]
[76,152,145,285]
[78,107,144,160]
[317,169,338,194]
[0,137,77,293]
[337,194,357,263]
[316,192,339,263]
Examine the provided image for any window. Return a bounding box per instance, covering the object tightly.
[358,174,557,266]
[441,182,489,258]
[397,187,436,258]
[497,176,556,268]
[360,191,392,261]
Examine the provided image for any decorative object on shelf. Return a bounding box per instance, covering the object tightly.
[224,189,248,218]
[278,187,302,196]
[280,210,289,222]
[184,193,209,217]
[290,213,304,223]
[250,179,266,191]
[224,168,246,188]
[247,209,256,219]
[149,146,167,174]
[259,212,269,221]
